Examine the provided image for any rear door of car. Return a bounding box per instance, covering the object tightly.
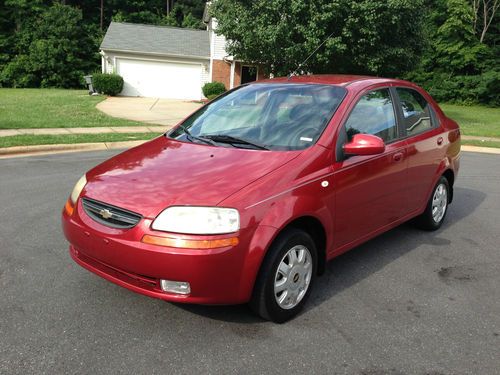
[333,87,408,250]
[392,87,445,214]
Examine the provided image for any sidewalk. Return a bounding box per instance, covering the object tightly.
[457,135,500,142]
[0,125,168,137]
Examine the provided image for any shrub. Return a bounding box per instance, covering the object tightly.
[92,73,124,96]
[202,81,226,98]
[206,93,219,100]
[477,71,500,107]
[406,70,500,107]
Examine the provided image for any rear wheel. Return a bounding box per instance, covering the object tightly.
[415,176,450,231]
[250,228,317,323]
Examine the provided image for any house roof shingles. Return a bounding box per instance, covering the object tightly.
[100,22,210,59]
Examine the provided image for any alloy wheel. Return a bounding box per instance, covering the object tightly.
[273,245,313,310]
[432,183,448,223]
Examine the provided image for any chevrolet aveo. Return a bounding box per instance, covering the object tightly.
[62,75,460,322]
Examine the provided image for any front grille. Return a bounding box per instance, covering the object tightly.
[81,197,142,229]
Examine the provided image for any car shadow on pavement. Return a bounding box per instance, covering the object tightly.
[175,302,263,323]
[173,187,485,323]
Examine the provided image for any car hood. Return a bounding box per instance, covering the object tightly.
[83,136,300,218]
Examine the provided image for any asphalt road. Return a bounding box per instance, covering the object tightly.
[0,150,499,375]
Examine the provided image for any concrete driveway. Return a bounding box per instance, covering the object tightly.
[96,97,203,126]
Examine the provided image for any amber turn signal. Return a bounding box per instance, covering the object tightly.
[64,199,74,216]
[142,234,239,249]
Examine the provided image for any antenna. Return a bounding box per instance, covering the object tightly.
[288,31,335,80]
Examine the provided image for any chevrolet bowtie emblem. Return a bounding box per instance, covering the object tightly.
[99,208,113,219]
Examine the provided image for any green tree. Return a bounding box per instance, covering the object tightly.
[160,0,206,29]
[405,0,499,105]
[0,0,208,88]
[1,3,97,87]
[0,1,14,74]
[212,0,425,76]
[472,0,500,43]
[434,0,490,73]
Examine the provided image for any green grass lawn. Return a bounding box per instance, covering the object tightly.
[0,133,161,148]
[440,103,500,138]
[0,88,144,129]
[1,88,498,149]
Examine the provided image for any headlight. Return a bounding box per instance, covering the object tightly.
[152,206,240,235]
[70,174,87,204]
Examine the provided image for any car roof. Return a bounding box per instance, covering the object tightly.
[256,74,411,89]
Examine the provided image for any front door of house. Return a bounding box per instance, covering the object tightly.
[241,66,257,84]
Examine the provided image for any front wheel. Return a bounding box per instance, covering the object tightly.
[250,228,317,323]
[415,176,450,231]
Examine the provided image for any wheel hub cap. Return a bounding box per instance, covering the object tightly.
[432,183,448,223]
[274,245,312,310]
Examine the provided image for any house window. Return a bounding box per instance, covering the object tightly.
[241,66,257,84]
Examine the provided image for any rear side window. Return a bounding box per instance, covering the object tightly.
[396,88,434,136]
[344,89,397,143]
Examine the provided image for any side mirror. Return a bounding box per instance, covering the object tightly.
[343,134,385,156]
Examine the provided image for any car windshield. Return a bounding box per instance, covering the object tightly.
[167,83,347,151]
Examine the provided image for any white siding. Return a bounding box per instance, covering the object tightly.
[201,62,210,86]
[209,18,230,60]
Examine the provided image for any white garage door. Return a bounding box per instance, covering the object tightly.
[116,58,202,100]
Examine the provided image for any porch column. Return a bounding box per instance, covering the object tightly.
[229,61,235,89]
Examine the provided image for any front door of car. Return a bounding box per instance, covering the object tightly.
[333,88,408,251]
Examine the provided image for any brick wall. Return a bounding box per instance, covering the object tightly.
[212,59,231,89]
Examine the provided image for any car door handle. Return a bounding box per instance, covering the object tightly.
[437,137,443,145]
[393,152,404,162]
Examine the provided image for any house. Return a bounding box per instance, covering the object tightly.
[100,9,266,100]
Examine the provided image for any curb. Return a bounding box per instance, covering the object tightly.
[0,141,499,159]
[0,140,147,159]
[461,145,500,155]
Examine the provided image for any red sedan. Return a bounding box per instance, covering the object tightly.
[62,75,460,322]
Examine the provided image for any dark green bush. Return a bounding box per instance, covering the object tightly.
[407,70,500,107]
[202,81,226,98]
[92,73,124,96]
[476,71,500,107]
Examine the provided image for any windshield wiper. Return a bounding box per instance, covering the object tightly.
[177,125,216,146]
[201,134,269,150]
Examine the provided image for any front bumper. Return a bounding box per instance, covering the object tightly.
[62,200,265,305]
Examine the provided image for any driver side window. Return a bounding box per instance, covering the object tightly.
[344,89,397,143]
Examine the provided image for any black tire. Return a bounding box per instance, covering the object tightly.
[250,228,317,323]
[415,176,450,231]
